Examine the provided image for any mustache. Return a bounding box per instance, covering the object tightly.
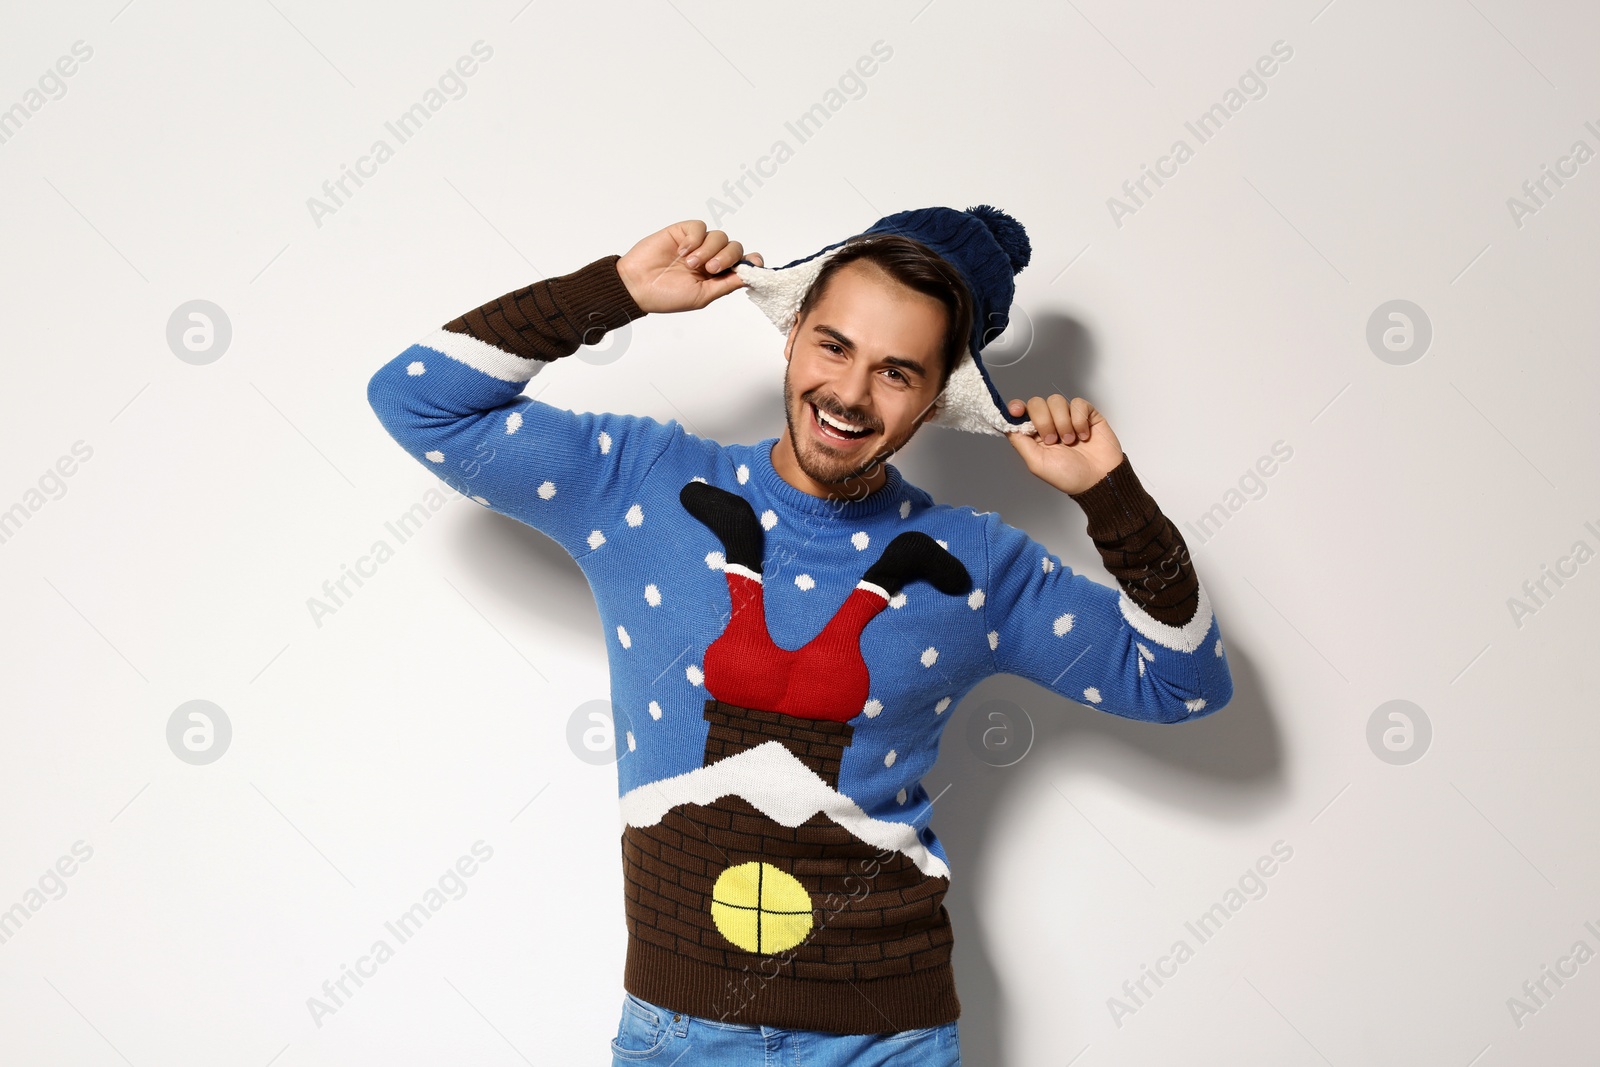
[804,393,879,432]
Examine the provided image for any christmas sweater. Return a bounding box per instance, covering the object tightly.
[366,254,1234,1034]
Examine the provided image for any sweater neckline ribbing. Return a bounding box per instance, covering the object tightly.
[752,437,907,521]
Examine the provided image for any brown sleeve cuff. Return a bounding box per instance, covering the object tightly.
[440,254,647,362]
[1069,453,1200,627]
[1069,452,1159,542]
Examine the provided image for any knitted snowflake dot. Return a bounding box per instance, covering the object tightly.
[537,481,556,499]
[761,510,777,531]
[1084,687,1102,703]
[897,788,908,804]
[968,588,985,609]
[686,664,704,686]
[852,531,870,550]
[884,749,897,768]
[899,499,911,519]
[407,361,426,375]
[889,592,907,609]
[587,530,606,550]
[920,647,939,667]
[935,696,951,714]
[506,410,522,434]
[425,450,444,463]
[1052,613,1074,636]
[736,463,750,484]
[1137,643,1155,661]
[616,625,631,649]
[626,730,636,751]
[987,631,999,650]
[706,551,725,570]
[644,584,661,606]
[626,504,644,527]
[1043,557,1054,573]
[862,698,883,718]
[598,431,612,454]
[794,573,814,590]
[1185,698,1207,715]
[1214,638,1225,657]
[472,496,490,506]
[648,700,663,720]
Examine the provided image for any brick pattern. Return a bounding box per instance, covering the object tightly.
[702,700,854,789]
[621,696,952,984]
[622,798,953,981]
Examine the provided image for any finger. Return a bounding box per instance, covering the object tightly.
[1069,397,1094,441]
[747,251,764,267]
[1026,396,1057,443]
[1047,395,1074,442]
[670,220,707,256]
[704,239,744,274]
[685,230,730,269]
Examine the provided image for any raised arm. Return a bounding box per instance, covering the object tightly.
[365,223,760,559]
[985,395,1233,723]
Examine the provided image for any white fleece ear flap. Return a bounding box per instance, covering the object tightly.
[733,259,1037,438]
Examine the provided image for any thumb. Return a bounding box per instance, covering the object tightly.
[1005,427,1041,464]
[701,269,749,305]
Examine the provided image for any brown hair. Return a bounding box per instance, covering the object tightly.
[794,233,972,391]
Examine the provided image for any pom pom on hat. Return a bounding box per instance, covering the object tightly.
[966,204,1031,274]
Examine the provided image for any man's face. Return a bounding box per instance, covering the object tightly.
[781,260,948,488]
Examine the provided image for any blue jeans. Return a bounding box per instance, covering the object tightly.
[610,991,962,1065]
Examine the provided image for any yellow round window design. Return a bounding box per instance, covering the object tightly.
[710,861,814,954]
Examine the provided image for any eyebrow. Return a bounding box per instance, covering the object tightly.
[811,324,928,379]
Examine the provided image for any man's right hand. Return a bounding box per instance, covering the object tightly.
[616,221,763,313]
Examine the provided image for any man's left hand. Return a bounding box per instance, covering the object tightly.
[1003,394,1125,495]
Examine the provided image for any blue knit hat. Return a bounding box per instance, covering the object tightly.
[731,205,1035,436]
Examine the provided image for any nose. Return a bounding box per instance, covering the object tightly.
[828,359,875,419]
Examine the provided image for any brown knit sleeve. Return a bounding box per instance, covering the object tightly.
[440,253,647,361]
[1067,453,1199,627]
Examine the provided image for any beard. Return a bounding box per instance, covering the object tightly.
[781,364,927,491]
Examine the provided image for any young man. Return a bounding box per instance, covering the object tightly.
[367,206,1233,1065]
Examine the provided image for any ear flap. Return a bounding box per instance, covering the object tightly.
[679,481,764,572]
[862,531,972,597]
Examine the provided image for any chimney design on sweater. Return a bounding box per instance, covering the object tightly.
[616,479,975,1030]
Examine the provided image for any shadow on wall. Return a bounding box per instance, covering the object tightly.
[927,633,1280,1066]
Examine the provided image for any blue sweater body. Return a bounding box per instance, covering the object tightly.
[367,333,1234,879]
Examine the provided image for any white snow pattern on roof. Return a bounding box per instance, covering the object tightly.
[618,741,948,879]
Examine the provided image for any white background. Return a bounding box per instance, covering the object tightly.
[2,1,1597,1064]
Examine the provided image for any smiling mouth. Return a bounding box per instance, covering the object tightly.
[809,401,875,445]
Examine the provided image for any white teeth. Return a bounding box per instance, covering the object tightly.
[815,405,866,434]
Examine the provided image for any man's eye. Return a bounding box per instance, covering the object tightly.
[823,343,843,354]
